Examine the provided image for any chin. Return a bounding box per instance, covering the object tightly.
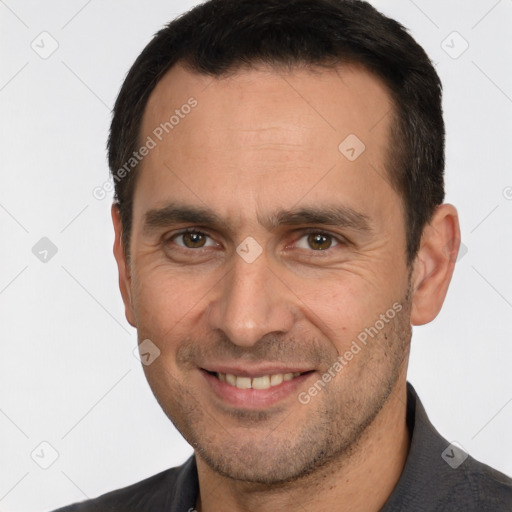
[190,419,354,486]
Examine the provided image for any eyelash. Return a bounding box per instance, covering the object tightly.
[294,229,343,250]
[169,228,219,249]
[167,228,347,252]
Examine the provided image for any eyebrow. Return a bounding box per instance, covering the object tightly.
[264,206,372,232]
[142,202,372,234]
[143,204,223,234]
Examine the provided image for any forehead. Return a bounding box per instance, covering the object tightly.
[134,62,398,230]
[142,62,393,145]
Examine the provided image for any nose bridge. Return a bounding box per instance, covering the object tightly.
[208,252,294,347]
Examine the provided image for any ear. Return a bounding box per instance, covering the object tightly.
[112,204,136,327]
[410,203,461,326]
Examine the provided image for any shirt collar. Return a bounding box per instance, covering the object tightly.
[380,382,455,510]
[169,382,448,511]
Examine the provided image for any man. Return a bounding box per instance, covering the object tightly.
[55,0,512,510]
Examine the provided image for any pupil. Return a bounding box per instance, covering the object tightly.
[185,232,205,247]
[308,233,331,250]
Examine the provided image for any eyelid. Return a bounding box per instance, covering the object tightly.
[164,227,349,252]
[167,228,219,248]
[290,228,348,250]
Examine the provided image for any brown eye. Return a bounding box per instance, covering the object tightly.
[175,232,210,248]
[294,232,341,252]
[307,233,333,250]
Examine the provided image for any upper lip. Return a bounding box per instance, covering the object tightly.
[201,364,314,378]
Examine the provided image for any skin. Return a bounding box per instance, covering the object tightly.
[113,63,460,512]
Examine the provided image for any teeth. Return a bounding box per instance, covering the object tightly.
[252,375,270,389]
[270,374,283,386]
[217,371,303,390]
[236,376,251,389]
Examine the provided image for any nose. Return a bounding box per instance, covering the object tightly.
[206,250,296,348]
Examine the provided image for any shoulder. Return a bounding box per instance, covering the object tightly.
[51,456,197,511]
[459,455,512,511]
[424,454,512,511]
[382,384,512,511]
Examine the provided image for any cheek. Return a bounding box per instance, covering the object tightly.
[287,270,406,356]
[286,268,392,321]
[130,264,217,338]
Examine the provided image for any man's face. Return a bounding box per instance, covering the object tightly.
[120,63,413,483]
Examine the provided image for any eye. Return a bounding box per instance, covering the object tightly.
[172,230,217,249]
[295,232,340,251]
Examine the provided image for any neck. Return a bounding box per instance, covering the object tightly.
[195,379,411,512]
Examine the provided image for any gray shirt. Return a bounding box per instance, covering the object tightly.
[53,383,512,511]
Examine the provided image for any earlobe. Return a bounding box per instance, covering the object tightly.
[111,204,137,328]
[410,203,461,326]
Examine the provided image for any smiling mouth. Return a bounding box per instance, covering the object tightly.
[207,371,312,390]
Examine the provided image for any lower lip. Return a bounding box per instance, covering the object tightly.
[201,370,314,409]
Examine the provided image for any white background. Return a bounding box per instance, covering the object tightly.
[1,1,511,510]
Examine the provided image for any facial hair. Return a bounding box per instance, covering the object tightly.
[142,290,412,486]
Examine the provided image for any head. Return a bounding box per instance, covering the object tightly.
[111,0,460,485]
[110,0,446,265]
